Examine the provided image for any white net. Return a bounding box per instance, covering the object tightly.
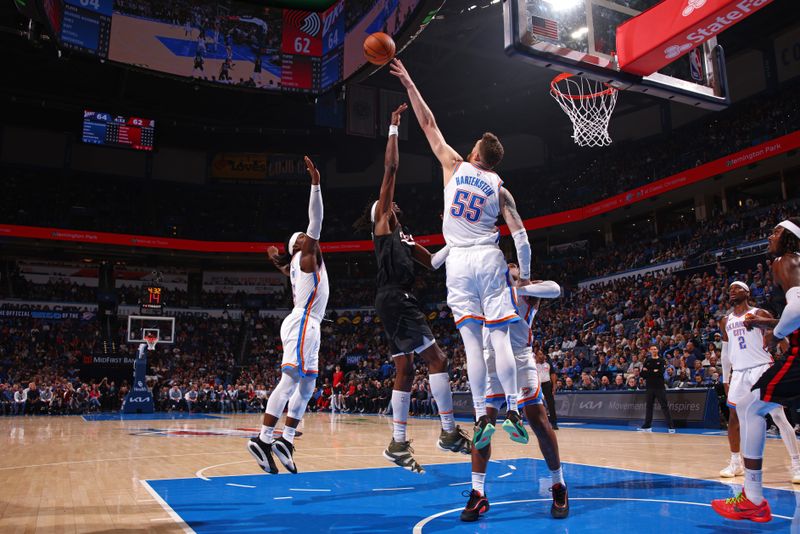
[144,331,159,351]
[550,73,619,147]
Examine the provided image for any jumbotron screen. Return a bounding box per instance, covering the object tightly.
[50,0,422,94]
[82,110,156,151]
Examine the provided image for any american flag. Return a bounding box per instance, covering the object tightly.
[531,15,559,40]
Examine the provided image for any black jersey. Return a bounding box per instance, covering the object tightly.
[374,225,416,290]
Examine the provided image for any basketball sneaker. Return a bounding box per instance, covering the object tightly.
[272,436,297,474]
[719,460,744,478]
[460,489,490,522]
[502,411,529,444]
[247,437,278,475]
[473,415,495,450]
[711,491,771,523]
[383,439,425,474]
[550,483,569,519]
[791,461,800,484]
[438,426,472,454]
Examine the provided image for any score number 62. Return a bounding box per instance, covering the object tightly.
[294,37,311,54]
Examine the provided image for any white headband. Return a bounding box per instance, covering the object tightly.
[370,201,379,224]
[778,220,800,239]
[288,232,303,254]
[730,281,749,291]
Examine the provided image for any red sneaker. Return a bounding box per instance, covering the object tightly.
[711,491,772,523]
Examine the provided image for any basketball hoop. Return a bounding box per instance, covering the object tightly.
[550,73,618,147]
[144,333,158,351]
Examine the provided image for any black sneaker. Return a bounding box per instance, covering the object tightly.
[247,437,278,474]
[460,489,490,522]
[272,436,298,474]
[550,483,569,519]
[438,426,472,454]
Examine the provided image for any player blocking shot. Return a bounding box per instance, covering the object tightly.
[712,218,800,523]
[390,58,532,450]
[247,156,329,475]
[718,281,800,483]
[462,266,568,522]
[356,103,471,474]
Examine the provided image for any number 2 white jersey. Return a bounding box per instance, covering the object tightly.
[442,161,503,247]
[289,252,329,322]
[725,308,773,370]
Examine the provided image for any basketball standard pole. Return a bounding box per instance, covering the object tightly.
[122,342,155,414]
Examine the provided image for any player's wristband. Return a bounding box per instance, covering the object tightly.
[389,125,399,137]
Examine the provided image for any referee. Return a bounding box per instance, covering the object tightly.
[536,350,559,430]
[638,345,676,433]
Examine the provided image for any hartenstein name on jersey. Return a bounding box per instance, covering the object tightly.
[455,175,495,197]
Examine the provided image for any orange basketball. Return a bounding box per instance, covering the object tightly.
[363,32,395,65]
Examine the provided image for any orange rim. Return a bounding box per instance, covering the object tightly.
[550,72,617,100]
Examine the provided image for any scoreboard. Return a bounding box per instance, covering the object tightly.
[140,286,164,316]
[61,0,112,58]
[82,111,155,151]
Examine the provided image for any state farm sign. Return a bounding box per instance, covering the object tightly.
[617,0,774,77]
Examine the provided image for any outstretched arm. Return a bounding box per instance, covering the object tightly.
[300,156,323,273]
[389,59,461,180]
[499,187,531,280]
[411,243,450,271]
[374,104,407,237]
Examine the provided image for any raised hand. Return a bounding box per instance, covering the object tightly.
[389,59,413,89]
[304,156,320,185]
[267,245,279,259]
[391,103,408,126]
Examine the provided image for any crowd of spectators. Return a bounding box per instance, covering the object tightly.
[1,79,798,244]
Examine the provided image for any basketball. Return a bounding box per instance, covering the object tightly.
[363,32,396,65]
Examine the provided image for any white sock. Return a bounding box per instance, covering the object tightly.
[471,472,486,494]
[488,328,519,411]
[391,390,411,442]
[429,372,455,432]
[461,323,488,418]
[474,399,487,420]
[732,452,742,464]
[744,468,764,505]
[282,425,296,444]
[260,424,274,443]
[551,466,565,486]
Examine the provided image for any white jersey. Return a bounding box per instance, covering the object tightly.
[725,307,773,371]
[290,253,329,322]
[536,361,552,384]
[442,162,503,247]
[483,288,537,353]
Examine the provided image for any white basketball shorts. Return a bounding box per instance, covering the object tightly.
[280,309,320,378]
[446,245,519,330]
[484,347,543,409]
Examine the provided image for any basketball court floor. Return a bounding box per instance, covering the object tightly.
[2,412,799,532]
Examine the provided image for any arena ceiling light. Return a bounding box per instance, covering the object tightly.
[570,27,589,39]
[543,0,582,11]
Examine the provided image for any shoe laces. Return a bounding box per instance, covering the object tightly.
[724,492,746,505]
[462,489,483,503]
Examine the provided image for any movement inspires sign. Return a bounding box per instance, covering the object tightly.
[616,0,774,76]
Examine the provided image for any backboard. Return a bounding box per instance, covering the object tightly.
[504,0,729,110]
[127,315,175,345]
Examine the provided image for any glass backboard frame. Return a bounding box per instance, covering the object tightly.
[127,315,176,344]
[503,0,729,110]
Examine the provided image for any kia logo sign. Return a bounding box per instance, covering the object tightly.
[128,397,150,403]
[682,0,707,17]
